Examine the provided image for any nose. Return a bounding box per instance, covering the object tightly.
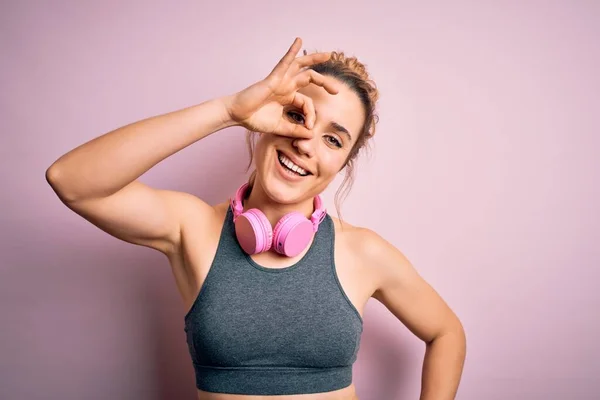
[291,136,316,158]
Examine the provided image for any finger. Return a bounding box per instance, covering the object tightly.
[291,92,316,130]
[276,118,313,139]
[293,69,340,95]
[275,93,315,138]
[290,52,332,73]
[269,37,303,78]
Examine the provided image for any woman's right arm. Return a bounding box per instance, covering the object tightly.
[46,97,237,255]
[46,37,339,256]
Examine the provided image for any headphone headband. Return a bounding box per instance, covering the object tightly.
[230,183,326,232]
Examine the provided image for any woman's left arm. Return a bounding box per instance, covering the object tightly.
[360,229,467,400]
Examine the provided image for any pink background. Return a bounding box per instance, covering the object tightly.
[2,1,599,399]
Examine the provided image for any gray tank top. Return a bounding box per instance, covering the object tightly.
[184,206,364,395]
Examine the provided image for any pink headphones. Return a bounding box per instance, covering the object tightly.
[230,183,327,257]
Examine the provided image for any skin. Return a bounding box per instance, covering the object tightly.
[46,38,466,400]
[244,82,365,225]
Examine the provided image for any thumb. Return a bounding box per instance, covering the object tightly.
[274,120,314,139]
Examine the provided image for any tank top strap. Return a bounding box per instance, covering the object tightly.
[209,206,249,272]
[297,212,334,268]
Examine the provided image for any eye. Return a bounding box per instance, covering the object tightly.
[325,135,342,148]
[286,110,305,125]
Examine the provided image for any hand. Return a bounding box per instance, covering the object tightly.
[224,37,340,139]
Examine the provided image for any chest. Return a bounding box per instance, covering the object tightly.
[185,261,363,369]
[178,208,377,322]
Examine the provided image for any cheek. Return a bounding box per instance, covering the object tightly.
[254,138,271,167]
[318,152,348,176]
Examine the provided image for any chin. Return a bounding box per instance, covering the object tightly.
[259,173,312,205]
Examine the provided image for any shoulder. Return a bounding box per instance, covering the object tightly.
[330,215,404,260]
[330,216,379,253]
[171,193,226,243]
[165,190,219,224]
[329,216,413,289]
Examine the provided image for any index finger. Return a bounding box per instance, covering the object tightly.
[272,93,315,139]
[290,52,332,73]
[268,37,303,78]
[294,69,340,95]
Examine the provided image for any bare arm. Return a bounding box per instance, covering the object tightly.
[363,230,466,400]
[46,37,339,256]
[47,98,235,203]
[46,97,236,254]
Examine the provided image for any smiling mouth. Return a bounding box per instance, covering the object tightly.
[277,151,311,177]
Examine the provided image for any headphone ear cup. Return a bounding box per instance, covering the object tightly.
[234,208,273,255]
[272,212,314,257]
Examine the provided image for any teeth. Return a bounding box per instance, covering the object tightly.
[278,153,308,176]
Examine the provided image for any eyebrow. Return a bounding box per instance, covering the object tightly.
[313,109,353,142]
[330,121,353,142]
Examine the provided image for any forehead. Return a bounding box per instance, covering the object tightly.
[298,82,365,139]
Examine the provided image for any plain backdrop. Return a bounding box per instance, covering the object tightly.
[1,1,599,399]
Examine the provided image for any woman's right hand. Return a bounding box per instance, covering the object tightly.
[223,37,340,139]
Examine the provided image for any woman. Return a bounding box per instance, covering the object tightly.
[46,38,466,400]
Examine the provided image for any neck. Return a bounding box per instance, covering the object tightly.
[243,181,316,228]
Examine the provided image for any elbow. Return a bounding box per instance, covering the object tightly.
[445,318,466,344]
[45,163,60,192]
[437,320,467,357]
[45,163,59,186]
[429,318,466,347]
[46,164,78,204]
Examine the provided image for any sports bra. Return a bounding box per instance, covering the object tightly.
[183,206,364,395]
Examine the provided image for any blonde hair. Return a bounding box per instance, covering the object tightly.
[245,50,380,222]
